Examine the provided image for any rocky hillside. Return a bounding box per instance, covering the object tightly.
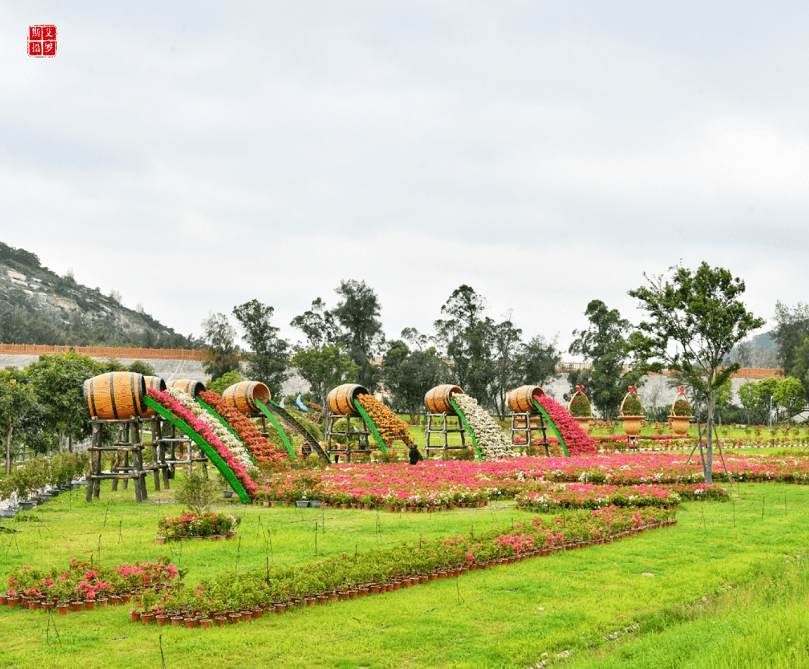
[0,241,195,347]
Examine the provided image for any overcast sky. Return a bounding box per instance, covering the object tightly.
[3,2,808,355]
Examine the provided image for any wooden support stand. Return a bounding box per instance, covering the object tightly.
[325,410,372,463]
[86,417,151,503]
[159,421,209,478]
[424,412,469,459]
[508,411,551,456]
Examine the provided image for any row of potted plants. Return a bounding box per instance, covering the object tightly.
[126,505,677,627]
[515,482,728,512]
[0,452,89,510]
[2,557,184,613]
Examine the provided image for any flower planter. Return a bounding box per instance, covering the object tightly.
[669,415,692,436]
[84,600,95,610]
[369,586,380,595]
[71,601,84,612]
[155,536,166,545]
[156,614,168,626]
[171,616,184,626]
[130,611,142,622]
[215,616,228,627]
[573,416,595,434]
[200,618,212,629]
[240,611,252,622]
[141,612,154,624]
[620,416,643,436]
[110,595,122,605]
[184,617,197,628]
[57,603,69,615]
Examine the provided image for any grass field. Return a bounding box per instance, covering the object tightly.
[1,475,808,668]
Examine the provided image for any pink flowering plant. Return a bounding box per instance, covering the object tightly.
[147,387,258,496]
[535,396,598,455]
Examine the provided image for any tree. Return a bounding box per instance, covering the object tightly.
[382,338,448,422]
[209,370,246,396]
[756,376,780,423]
[774,376,806,419]
[290,298,341,349]
[789,335,809,397]
[200,313,240,382]
[0,368,37,473]
[27,352,106,452]
[569,300,639,419]
[333,280,385,390]
[772,301,809,374]
[518,334,562,388]
[233,299,290,398]
[434,285,496,406]
[628,262,765,484]
[738,381,761,424]
[490,316,523,419]
[292,344,359,409]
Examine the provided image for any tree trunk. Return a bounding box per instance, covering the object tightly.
[704,394,715,485]
[5,424,12,475]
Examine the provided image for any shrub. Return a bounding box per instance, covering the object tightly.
[174,474,219,515]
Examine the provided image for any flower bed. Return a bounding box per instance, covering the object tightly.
[147,388,258,496]
[535,396,598,455]
[127,506,676,626]
[2,557,181,613]
[451,393,515,459]
[256,452,809,509]
[198,390,286,464]
[515,482,728,512]
[355,394,415,448]
[157,511,240,541]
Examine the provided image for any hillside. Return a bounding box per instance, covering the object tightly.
[0,241,196,348]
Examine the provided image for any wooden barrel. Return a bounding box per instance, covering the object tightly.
[83,372,148,420]
[424,384,463,415]
[327,384,369,416]
[222,381,271,415]
[142,376,167,418]
[170,379,206,398]
[507,385,546,413]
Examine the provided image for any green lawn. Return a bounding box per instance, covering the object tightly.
[1,477,808,668]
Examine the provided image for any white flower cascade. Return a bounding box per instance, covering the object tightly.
[167,388,253,470]
[452,393,516,460]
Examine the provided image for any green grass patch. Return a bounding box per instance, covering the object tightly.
[1,479,808,668]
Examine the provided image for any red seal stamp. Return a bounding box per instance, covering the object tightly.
[28,25,57,57]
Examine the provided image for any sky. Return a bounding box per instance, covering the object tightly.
[3,2,809,355]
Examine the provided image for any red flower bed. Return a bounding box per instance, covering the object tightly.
[535,396,598,455]
[199,391,286,464]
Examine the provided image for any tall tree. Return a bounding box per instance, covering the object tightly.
[27,352,105,452]
[200,313,240,382]
[491,316,523,419]
[233,299,290,398]
[382,337,448,423]
[569,300,638,419]
[0,368,37,473]
[290,298,341,349]
[434,285,496,406]
[772,301,809,374]
[628,262,765,484]
[774,376,806,419]
[332,280,384,390]
[518,334,562,388]
[292,344,359,408]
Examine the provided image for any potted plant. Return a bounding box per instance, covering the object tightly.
[619,386,644,436]
[669,386,693,435]
[567,385,595,433]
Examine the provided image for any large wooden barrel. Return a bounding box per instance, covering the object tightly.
[507,385,546,413]
[83,372,148,420]
[327,384,369,416]
[170,379,205,398]
[222,381,271,415]
[142,376,167,418]
[424,384,463,415]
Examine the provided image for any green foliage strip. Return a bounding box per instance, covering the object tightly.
[254,399,296,459]
[142,396,251,504]
[532,398,570,457]
[448,397,484,460]
[353,399,388,454]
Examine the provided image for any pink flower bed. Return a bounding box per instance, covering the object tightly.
[535,396,598,455]
[147,388,258,495]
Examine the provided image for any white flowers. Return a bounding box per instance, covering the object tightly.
[167,388,253,470]
[452,394,516,460]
